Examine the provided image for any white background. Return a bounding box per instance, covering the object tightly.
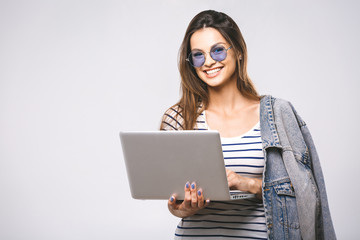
[1,0,359,239]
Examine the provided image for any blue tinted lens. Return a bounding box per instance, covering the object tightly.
[210,46,227,62]
[190,51,205,67]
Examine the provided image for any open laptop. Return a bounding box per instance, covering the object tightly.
[120,130,255,200]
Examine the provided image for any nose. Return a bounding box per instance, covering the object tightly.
[203,53,216,68]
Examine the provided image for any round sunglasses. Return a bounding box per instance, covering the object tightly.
[186,44,232,68]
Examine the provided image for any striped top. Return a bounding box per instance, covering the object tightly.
[161,107,267,239]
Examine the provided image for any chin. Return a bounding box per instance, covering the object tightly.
[203,79,225,88]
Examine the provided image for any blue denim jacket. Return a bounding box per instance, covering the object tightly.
[260,95,336,240]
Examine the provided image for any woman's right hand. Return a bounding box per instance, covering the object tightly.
[168,181,210,218]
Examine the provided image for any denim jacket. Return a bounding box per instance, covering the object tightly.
[260,95,336,240]
[161,95,336,239]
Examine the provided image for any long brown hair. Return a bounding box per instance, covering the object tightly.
[172,10,260,130]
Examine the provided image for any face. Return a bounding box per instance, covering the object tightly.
[189,27,238,89]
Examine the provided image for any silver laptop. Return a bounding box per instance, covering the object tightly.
[120,130,255,200]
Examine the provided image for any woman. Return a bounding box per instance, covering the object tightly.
[160,10,336,240]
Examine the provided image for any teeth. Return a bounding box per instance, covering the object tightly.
[206,68,221,75]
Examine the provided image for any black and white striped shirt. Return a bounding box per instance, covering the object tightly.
[161,107,267,240]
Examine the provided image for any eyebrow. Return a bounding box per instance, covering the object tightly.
[191,42,227,51]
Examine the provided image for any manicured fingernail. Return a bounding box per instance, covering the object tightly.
[170,196,174,202]
[185,182,190,188]
[198,190,201,196]
[191,183,195,189]
[206,199,210,203]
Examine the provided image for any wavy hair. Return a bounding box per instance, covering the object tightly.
[163,10,260,130]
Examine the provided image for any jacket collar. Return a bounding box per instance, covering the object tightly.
[260,95,282,149]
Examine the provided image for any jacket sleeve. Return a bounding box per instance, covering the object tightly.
[289,102,337,239]
[159,105,184,131]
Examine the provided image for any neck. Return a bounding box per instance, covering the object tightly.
[207,79,250,114]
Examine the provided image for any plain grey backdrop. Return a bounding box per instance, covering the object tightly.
[1,0,359,239]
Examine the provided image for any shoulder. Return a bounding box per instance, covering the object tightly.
[263,95,306,127]
[262,94,297,113]
[273,97,293,111]
[160,105,184,130]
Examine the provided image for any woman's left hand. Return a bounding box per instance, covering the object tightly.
[226,169,263,199]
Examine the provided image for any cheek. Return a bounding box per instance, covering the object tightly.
[226,54,237,70]
[227,59,237,75]
[195,69,205,79]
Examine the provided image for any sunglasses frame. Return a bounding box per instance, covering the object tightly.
[186,44,232,68]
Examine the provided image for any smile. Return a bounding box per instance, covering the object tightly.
[204,67,223,76]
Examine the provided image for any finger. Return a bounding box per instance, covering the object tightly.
[190,182,198,208]
[227,174,233,186]
[226,169,235,177]
[184,182,191,208]
[197,188,204,208]
[227,169,235,178]
[227,175,234,186]
[228,175,237,188]
[168,195,176,209]
[204,199,211,207]
[227,171,237,185]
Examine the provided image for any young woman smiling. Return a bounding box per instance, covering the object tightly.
[160,10,336,240]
